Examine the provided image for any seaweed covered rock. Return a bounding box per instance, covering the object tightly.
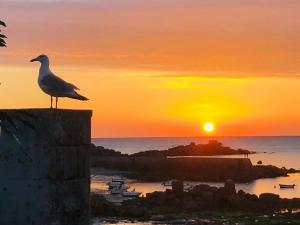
[121,199,149,217]
[259,193,280,203]
[90,193,119,216]
[172,180,184,198]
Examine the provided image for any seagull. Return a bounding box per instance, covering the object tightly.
[30,54,89,109]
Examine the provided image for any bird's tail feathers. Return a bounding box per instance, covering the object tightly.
[71,92,89,101]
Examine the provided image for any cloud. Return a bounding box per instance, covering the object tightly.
[1,0,300,78]
[1,0,89,2]
[140,70,300,79]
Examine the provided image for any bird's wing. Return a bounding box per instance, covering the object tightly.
[41,73,78,93]
[0,20,6,27]
[68,82,80,90]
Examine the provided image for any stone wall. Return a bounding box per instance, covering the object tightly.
[92,156,252,170]
[0,109,92,225]
[91,156,254,181]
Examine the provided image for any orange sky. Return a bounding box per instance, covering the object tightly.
[0,0,300,137]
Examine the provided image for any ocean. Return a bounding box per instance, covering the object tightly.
[91,136,300,199]
[91,136,300,224]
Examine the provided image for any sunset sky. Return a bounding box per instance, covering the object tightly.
[0,0,300,137]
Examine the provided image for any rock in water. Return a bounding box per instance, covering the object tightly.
[224,179,236,195]
[172,180,184,198]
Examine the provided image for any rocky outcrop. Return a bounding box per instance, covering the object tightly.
[90,140,255,158]
[131,140,255,157]
[91,145,125,157]
[90,194,148,218]
[91,193,118,217]
[224,179,236,195]
[172,180,184,198]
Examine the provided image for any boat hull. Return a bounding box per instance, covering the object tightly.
[279,184,296,189]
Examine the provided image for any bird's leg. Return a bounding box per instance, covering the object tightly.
[55,97,58,109]
[50,96,53,109]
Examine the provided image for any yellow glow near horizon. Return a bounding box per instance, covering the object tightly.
[203,122,215,133]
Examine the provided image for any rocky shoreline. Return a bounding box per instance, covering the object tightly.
[91,180,300,224]
[92,214,300,225]
[90,141,299,224]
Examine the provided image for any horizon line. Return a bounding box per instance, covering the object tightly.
[92,135,300,139]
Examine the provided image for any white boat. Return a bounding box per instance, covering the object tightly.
[110,186,140,197]
[122,189,141,198]
[162,180,194,191]
[112,176,125,184]
[184,183,193,191]
[110,187,123,195]
[109,183,130,193]
[279,184,296,189]
[107,182,129,189]
[107,182,121,188]
[107,176,141,199]
[162,180,174,186]
[107,176,127,189]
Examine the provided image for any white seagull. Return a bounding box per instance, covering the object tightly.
[30,54,89,109]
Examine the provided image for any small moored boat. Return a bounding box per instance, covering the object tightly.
[162,180,173,187]
[162,180,194,191]
[279,184,296,189]
[122,189,141,198]
[112,176,125,184]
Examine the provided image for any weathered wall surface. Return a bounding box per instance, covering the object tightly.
[0,109,92,225]
[92,156,252,170]
[91,156,259,182]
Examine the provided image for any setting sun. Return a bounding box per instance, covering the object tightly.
[203,122,215,133]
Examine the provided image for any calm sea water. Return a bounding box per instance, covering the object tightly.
[91,137,300,199]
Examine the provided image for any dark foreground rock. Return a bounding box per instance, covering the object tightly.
[91,214,300,225]
[91,180,300,224]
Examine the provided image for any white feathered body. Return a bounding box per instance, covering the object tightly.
[37,61,88,100]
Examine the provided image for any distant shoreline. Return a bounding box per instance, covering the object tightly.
[90,140,292,183]
[91,137,300,169]
[91,140,255,157]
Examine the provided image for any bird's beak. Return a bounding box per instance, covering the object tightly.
[30,58,37,62]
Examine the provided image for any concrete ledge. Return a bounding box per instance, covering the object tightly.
[0,108,92,146]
